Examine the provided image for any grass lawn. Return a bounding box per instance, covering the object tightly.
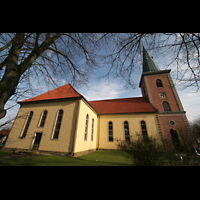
[0,151,13,157]
[1,150,200,166]
[0,150,132,166]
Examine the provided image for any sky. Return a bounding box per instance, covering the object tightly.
[78,71,200,122]
[1,46,200,130]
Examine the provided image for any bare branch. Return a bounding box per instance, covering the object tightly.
[19,33,64,72]
[0,56,9,70]
[34,33,41,49]
[47,46,82,75]
[180,33,199,90]
[0,40,12,53]
[1,32,200,123]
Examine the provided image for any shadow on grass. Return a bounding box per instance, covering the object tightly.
[0,153,132,166]
[73,157,132,166]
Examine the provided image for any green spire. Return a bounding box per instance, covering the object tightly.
[143,46,160,73]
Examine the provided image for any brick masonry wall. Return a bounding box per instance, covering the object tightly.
[159,114,189,146]
[141,72,192,149]
[147,74,180,112]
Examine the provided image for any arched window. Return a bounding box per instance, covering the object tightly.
[124,121,130,141]
[91,118,94,141]
[38,110,48,127]
[21,111,33,138]
[156,79,163,87]
[162,101,171,111]
[141,120,148,137]
[108,121,113,142]
[52,109,63,139]
[84,114,89,141]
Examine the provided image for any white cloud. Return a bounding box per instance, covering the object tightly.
[81,77,200,122]
[81,80,123,101]
[179,89,200,122]
[2,62,200,131]
[80,76,200,123]
[151,48,200,122]
[80,78,138,101]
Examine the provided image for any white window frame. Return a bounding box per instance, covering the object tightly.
[84,114,89,141]
[20,111,34,138]
[38,110,48,128]
[123,121,130,141]
[51,109,63,140]
[91,118,94,141]
[108,121,114,142]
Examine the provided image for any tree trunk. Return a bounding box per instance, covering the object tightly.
[0,33,25,119]
[0,33,64,120]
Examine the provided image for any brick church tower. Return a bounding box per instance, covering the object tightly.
[139,47,192,149]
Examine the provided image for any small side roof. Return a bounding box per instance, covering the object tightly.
[20,83,83,103]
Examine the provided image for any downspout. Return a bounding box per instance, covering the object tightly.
[97,115,100,150]
[71,99,81,157]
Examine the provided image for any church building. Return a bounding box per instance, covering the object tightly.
[3,47,191,156]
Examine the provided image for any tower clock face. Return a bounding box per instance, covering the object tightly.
[159,92,167,99]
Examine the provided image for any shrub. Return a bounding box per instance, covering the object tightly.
[165,127,197,166]
[116,134,163,166]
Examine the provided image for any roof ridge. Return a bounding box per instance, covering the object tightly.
[19,83,83,103]
[89,96,144,102]
[54,83,83,97]
[67,83,83,97]
[89,96,157,114]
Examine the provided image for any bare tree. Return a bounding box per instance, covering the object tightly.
[97,33,200,90]
[0,33,100,120]
[1,33,200,122]
[190,116,200,138]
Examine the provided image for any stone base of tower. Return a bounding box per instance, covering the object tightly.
[159,113,194,150]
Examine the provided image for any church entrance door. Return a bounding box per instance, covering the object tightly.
[32,133,42,150]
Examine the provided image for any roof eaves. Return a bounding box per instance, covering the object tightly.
[18,96,82,105]
[97,110,157,115]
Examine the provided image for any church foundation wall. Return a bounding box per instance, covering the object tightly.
[159,113,190,148]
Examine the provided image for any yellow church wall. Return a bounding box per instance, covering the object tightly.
[5,96,162,155]
[74,99,98,153]
[98,113,162,150]
[5,99,79,153]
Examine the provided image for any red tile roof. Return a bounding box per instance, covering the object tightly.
[0,129,10,136]
[89,97,157,114]
[20,83,157,114]
[20,83,83,103]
